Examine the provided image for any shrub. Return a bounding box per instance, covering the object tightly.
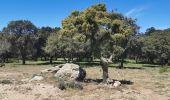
[65,81,83,90]
[0,63,5,67]
[58,81,83,90]
[58,80,66,90]
[159,67,169,73]
[0,80,12,84]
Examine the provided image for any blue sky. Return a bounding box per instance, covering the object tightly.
[0,0,170,32]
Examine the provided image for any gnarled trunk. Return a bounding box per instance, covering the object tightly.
[100,55,112,83]
[101,61,109,83]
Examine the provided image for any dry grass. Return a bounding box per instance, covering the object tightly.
[0,63,169,100]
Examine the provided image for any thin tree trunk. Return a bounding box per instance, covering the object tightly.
[22,57,26,65]
[50,56,53,64]
[21,51,26,65]
[63,57,67,63]
[135,55,138,64]
[119,57,124,69]
[44,56,47,61]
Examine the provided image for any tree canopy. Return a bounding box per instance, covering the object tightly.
[3,20,38,64]
[45,4,138,82]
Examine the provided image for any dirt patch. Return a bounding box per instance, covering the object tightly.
[0,64,169,100]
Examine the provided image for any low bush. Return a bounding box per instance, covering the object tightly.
[65,81,83,90]
[0,80,12,84]
[159,67,169,73]
[58,80,66,90]
[0,63,5,67]
[58,81,83,90]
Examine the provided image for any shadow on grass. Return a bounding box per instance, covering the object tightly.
[76,62,100,67]
[123,67,144,70]
[142,64,160,68]
[83,78,133,85]
[109,65,144,70]
[13,61,65,66]
[12,61,101,67]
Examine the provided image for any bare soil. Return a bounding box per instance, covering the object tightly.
[0,64,170,100]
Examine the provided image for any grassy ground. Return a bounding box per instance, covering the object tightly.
[0,60,170,100]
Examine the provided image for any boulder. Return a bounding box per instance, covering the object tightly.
[30,76,44,81]
[41,64,64,73]
[54,63,86,81]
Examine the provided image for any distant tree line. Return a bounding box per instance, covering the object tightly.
[0,4,170,68]
[128,27,170,66]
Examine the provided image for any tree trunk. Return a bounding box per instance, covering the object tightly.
[21,51,26,65]
[101,62,108,83]
[41,57,43,61]
[119,57,124,69]
[63,57,67,63]
[22,57,26,65]
[44,56,47,61]
[135,55,138,64]
[100,55,112,83]
[50,57,53,64]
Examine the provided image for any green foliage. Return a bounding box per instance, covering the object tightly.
[65,81,83,90]
[142,29,170,65]
[45,3,138,64]
[159,67,169,73]
[0,39,11,55]
[0,34,11,63]
[0,63,5,67]
[145,27,157,36]
[36,27,60,58]
[3,20,38,64]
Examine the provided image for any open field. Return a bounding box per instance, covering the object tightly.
[0,62,170,100]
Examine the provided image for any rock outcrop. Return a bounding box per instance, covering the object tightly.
[42,63,86,81]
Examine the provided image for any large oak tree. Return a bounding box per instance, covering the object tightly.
[3,20,38,64]
[46,4,138,82]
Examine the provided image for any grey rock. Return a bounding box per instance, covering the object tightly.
[30,76,44,81]
[54,63,86,81]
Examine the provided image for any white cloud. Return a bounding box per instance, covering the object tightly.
[125,7,147,18]
[125,8,137,17]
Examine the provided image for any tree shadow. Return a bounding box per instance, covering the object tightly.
[142,64,160,68]
[13,61,65,66]
[123,67,144,70]
[109,65,145,70]
[83,78,133,85]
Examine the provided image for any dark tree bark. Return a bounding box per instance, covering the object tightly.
[120,59,123,69]
[119,49,127,69]
[135,55,138,64]
[63,57,67,63]
[21,51,26,65]
[22,56,26,65]
[50,56,53,64]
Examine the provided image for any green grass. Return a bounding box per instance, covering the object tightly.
[159,67,169,73]
[5,58,170,69]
